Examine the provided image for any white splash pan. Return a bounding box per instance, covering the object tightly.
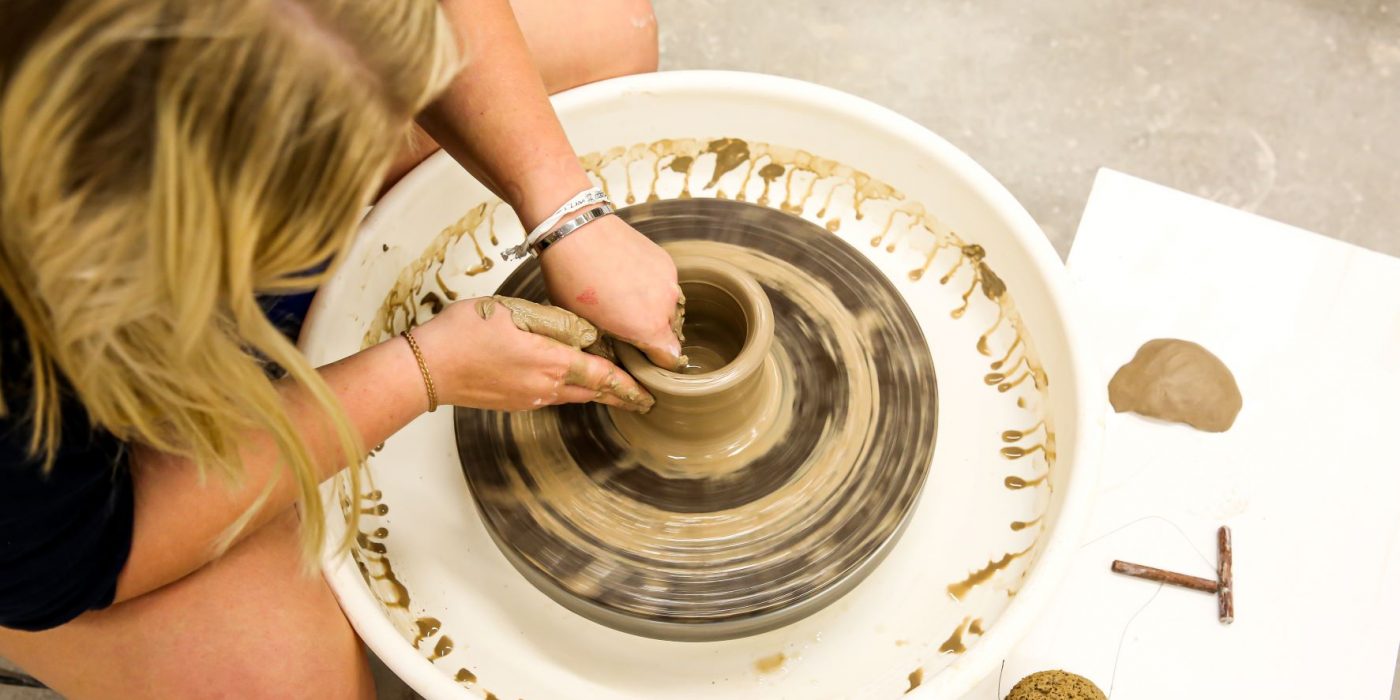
[301,71,1103,700]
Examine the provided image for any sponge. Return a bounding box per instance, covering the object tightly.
[1005,670,1106,700]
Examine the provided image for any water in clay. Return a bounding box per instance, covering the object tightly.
[1108,338,1242,432]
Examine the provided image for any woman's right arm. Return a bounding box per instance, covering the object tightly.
[113,298,648,602]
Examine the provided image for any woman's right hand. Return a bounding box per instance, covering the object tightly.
[411,296,653,413]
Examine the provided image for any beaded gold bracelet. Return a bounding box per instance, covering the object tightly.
[401,329,438,412]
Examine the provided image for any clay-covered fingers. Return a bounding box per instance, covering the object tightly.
[476,296,599,349]
[562,351,654,412]
[554,385,634,410]
[536,217,688,370]
[630,288,688,371]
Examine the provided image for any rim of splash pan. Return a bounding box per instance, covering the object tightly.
[305,70,1104,700]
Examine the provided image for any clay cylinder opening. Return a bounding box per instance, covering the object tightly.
[617,254,773,398]
[676,279,746,374]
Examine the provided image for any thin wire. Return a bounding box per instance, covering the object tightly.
[1107,582,1164,698]
[995,516,1209,699]
[1081,515,1216,574]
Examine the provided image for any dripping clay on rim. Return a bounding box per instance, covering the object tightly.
[348,134,1063,688]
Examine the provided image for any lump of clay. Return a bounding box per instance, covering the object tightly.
[1006,670,1106,700]
[1108,338,1242,432]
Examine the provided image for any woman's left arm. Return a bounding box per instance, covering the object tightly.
[419,0,684,369]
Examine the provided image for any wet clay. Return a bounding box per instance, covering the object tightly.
[356,134,1057,656]
[477,296,652,410]
[1006,670,1106,700]
[476,296,599,349]
[611,254,786,480]
[755,652,787,673]
[947,546,1033,600]
[427,635,454,661]
[362,202,498,348]
[906,668,924,693]
[455,200,937,639]
[938,616,984,654]
[1108,338,1242,432]
[411,617,441,649]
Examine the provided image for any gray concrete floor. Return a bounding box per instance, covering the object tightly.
[3,2,1396,699]
[656,0,1400,259]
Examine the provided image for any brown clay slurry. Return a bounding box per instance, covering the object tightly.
[362,554,410,610]
[428,635,454,661]
[1001,422,1046,443]
[411,617,442,649]
[621,144,647,204]
[703,137,752,190]
[947,547,1035,600]
[870,208,907,248]
[938,616,986,654]
[976,306,1007,356]
[420,291,445,316]
[341,485,419,631]
[985,363,1022,386]
[816,181,843,217]
[755,652,787,674]
[1000,443,1046,460]
[508,137,1049,457]
[1004,474,1048,490]
[991,335,1023,371]
[731,155,761,201]
[363,202,499,348]
[456,209,936,636]
[435,268,458,301]
[356,532,387,554]
[757,162,785,205]
[667,157,698,200]
[358,136,1059,681]
[906,667,924,693]
[996,369,1037,393]
[578,145,626,201]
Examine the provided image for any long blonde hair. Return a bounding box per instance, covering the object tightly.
[0,0,459,560]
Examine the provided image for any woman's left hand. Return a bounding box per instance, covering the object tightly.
[539,215,686,370]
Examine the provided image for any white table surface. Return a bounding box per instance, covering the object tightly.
[965,169,1400,699]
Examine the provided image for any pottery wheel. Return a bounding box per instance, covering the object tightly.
[455,199,937,640]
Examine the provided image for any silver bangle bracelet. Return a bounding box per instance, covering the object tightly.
[528,203,616,257]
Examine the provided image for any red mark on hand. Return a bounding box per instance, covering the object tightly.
[576,287,600,305]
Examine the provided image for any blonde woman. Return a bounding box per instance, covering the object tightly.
[0,0,675,697]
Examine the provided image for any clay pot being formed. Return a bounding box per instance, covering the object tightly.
[612,254,786,479]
